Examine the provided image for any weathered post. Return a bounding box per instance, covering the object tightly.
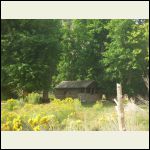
[114,83,126,131]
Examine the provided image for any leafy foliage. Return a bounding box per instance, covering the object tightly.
[54,20,109,89]
[1,19,149,99]
[102,19,149,95]
[1,20,61,100]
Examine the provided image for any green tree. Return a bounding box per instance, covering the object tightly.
[1,19,61,101]
[54,19,110,93]
[102,19,149,95]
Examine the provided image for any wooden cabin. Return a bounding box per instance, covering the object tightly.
[54,80,100,103]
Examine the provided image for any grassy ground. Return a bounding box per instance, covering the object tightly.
[1,98,149,131]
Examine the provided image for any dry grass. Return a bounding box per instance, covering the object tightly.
[1,98,149,131]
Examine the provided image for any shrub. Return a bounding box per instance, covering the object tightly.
[13,116,22,131]
[18,98,25,107]
[6,98,19,111]
[27,92,42,104]
[47,98,81,123]
[23,103,33,111]
[53,105,74,122]
[1,96,149,131]
[1,113,23,131]
[125,111,149,131]
[61,118,84,131]
[63,97,74,104]
[28,114,59,131]
[73,99,82,110]
[2,121,12,131]
[93,101,103,111]
[48,93,56,101]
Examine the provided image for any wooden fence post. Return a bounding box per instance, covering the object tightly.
[114,83,126,131]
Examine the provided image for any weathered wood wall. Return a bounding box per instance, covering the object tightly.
[78,93,100,103]
[55,87,100,103]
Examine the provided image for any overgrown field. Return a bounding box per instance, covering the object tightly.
[1,97,149,131]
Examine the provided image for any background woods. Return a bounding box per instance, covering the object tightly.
[1,19,149,100]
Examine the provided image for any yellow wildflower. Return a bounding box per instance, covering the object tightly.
[12,116,22,131]
[40,116,50,124]
[2,122,11,131]
[33,126,40,131]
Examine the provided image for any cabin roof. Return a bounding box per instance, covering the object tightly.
[55,80,95,89]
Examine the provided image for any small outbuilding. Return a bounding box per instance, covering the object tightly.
[54,80,100,103]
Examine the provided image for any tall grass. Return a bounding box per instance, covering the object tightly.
[26,92,42,104]
[1,97,149,131]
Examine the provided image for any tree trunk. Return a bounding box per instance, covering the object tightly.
[42,90,49,103]
[114,83,126,131]
[23,90,28,100]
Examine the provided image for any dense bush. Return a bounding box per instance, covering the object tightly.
[93,101,103,111]
[26,92,42,104]
[6,99,19,111]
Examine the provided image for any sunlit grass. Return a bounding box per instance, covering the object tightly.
[1,98,149,131]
